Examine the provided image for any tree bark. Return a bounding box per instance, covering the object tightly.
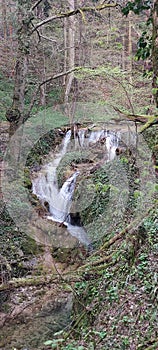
[128,12,133,83]
[6,0,32,137]
[1,0,7,40]
[64,0,76,123]
[152,0,158,108]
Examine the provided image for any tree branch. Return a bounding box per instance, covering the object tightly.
[88,203,157,259]
[31,0,44,12]
[113,106,158,131]
[25,67,82,119]
[31,3,117,33]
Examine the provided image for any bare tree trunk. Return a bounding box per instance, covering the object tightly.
[6,0,32,137]
[63,17,68,86]
[64,0,76,123]
[39,45,46,106]
[128,12,133,83]
[122,34,125,71]
[152,0,158,108]
[1,0,7,40]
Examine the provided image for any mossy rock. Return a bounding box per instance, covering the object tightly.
[24,168,32,189]
[56,150,92,187]
[21,236,43,256]
[26,129,63,167]
[142,125,158,150]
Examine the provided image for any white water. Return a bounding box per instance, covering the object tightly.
[106,131,120,161]
[32,128,120,246]
[32,130,75,223]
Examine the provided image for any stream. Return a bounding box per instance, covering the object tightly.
[32,127,121,247]
[1,122,139,350]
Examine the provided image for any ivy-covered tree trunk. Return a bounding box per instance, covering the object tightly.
[6,0,32,137]
[152,0,158,108]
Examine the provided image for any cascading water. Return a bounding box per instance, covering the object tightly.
[32,127,121,246]
[32,130,76,223]
[48,171,80,223]
[106,131,120,161]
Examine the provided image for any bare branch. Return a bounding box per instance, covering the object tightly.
[31,0,44,12]
[26,67,82,119]
[39,67,81,86]
[39,35,57,43]
[31,3,117,33]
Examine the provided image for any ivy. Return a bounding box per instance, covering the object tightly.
[122,1,153,62]
[122,0,152,16]
[136,30,152,60]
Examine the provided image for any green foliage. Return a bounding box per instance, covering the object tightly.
[122,0,152,16]
[44,338,64,348]
[0,74,13,120]
[44,338,85,349]
[136,30,152,61]
[26,129,61,167]
[122,1,152,62]
[79,165,109,226]
[47,86,64,106]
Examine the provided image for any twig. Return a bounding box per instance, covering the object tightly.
[78,253,114,271]
[31,0,44,12]
[25,67,82,119]
[138,338,158,350]
[87,203,157,259]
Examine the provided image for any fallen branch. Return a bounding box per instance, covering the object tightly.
[78,253,114,271]
[31,0,43,11]
[113,106,158,132]
[87,203,157,259]
[0,273,82,292]
[138,337,158,350]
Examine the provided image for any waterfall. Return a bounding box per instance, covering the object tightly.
[106,132,120,161]
[32,128,121,246]
[32,131,91,245]
[48,171,80,223]
[32,130,75,223]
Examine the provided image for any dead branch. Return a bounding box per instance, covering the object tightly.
[138,338,158,350]
[78,253,114,271]
[114,106,152,122]
[26,67,82,119]
[31,0,44,12]
[0,270,84,292]
[88,203,157,259]
[114,106,158,131]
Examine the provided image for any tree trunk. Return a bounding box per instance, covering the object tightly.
[64,0,76,123]
[1,0,7,40]
[6,0,32,137]
[63,17,68,86]
[128,12,133,83]
[152,0,158,108]
[122,34,126,71]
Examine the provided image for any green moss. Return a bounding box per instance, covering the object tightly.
[26,129,62,167]
[57,150,91,187]
[21,236,43,255]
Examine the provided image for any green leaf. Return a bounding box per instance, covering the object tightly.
[53,330,64,337]
[44,340,53,345]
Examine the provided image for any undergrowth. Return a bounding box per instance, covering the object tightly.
[43,207,158,350]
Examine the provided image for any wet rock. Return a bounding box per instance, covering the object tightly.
[0,286,73,350]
